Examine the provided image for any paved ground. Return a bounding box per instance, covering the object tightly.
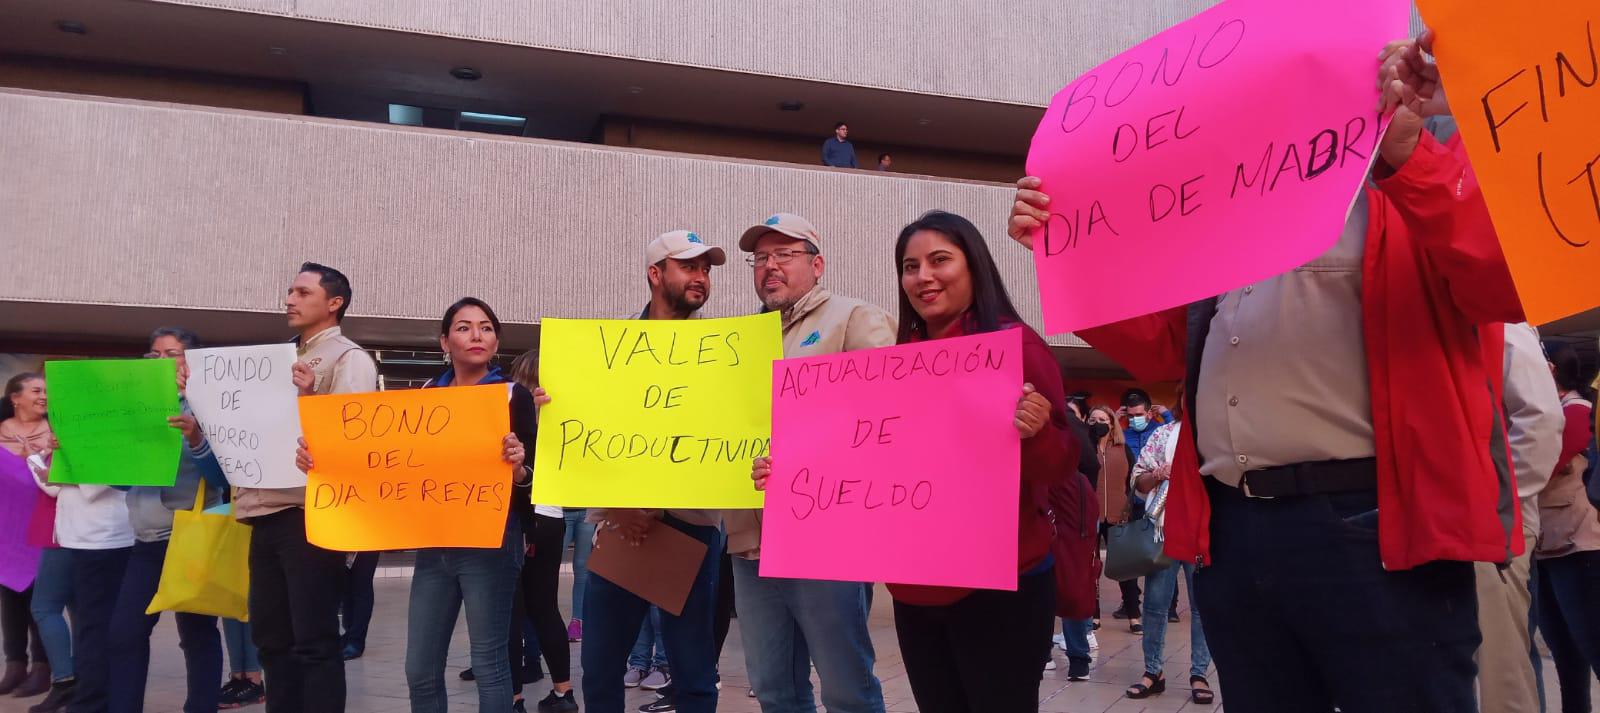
[2,562,1594,712]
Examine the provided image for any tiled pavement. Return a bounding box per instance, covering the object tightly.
[3,564,1595,712]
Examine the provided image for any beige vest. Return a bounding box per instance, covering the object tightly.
[234,327,373,521]
[724,287,895,558]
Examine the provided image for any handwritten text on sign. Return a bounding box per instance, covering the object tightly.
[1024,0,1408,334]
[44,359,182,486]
[185,344,306,488]
[532,313,782,509]
[759,329,1023,590]
[300,383,511,551]
[1415,2,1600,324]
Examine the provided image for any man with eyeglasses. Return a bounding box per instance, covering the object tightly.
[727,213,892,713]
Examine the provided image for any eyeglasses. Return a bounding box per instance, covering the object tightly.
[145,350,183,359]
[745,249,817,268]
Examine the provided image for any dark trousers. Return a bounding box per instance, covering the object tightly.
[107,539,221,713]
[248,508,347,713]
[517,513,569,685]
[1537,549,1600,713]
[1,585,44,664]
[581,516,722,713]
[340,551,378,652]
[67,546,132,713]
[892,568,1054,713]
[714,547,734,659]
[1195,477,1479,713]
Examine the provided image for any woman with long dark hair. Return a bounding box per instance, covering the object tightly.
[296,297,546,713]
[884,210,1076,712]
[0,373,52,701]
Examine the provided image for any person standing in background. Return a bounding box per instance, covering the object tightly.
[1,373,54,703]
[821,122,858,169]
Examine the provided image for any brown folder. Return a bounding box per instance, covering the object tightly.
[587,519,709,616]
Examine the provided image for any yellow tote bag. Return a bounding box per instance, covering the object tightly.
[146,485,251,621]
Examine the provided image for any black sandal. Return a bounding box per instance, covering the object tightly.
[1126,672,1165,699]
[1191,675,1214,705]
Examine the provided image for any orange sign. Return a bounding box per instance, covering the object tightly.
[1417,3,1600,324]
[299,383,512,551]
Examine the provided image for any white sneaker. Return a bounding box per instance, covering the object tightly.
[1044,658,1058,671]
[640,668,672,690]
[1087,631,1099,651]
[1052,633,1066,651]
[623,667,647,688]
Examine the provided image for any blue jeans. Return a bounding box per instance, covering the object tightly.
[340,551,379,652]
[222,619,259,674]
[69,546,132,713]
[404,523,521,713]
[108,539,221,713]
[581,516,721,713]
[1142,561,1210,678]
[731,557,884,713]
[1059,617,1092,662]
[628,608,666,670]
[29,547,73,682]
[562,510,595,621]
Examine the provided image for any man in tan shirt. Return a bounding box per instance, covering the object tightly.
[241,262,377,713]
[728,213,893,713]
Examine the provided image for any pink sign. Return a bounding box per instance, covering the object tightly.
[759,329,1022,590]
[1025,0,1408,334]
[0,450,43,591]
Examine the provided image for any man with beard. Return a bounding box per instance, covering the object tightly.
[729,213,892,713]
[577,229,728,713]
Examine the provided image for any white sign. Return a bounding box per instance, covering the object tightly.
[186,344,306,488]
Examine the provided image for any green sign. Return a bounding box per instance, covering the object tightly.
[45,359,182,486]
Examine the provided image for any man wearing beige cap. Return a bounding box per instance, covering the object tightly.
[574,229,728,713]
[730,213,891,713]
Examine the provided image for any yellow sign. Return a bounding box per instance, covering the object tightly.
[533,313,781,508]
[1416,2,1600,324]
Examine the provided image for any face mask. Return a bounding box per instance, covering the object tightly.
[1129,415,1149,431]
[1089,423,1111,441]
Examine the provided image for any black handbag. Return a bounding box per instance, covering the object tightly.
[1103,516,1172,582]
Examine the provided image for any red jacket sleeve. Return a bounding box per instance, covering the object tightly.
[1375,130,1525,325]
[1074,307,1188,382]
[1019,328,1077,485]
[1557,403,1592,476]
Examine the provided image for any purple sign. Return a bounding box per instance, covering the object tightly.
[0,450,43,591]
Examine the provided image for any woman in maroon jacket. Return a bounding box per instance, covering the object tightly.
[885,210,1076,713]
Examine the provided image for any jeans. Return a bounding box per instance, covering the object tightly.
[222,619,259,675]
[1195,477,1478,713]
[1531,557,1547,713]
[1059,617,1091,662]
[30,547,73,681]
[67,546,132,713]
[1140,561,1210,678]
[405,523,522,713]
[562,509,595,621]
[628,608,666,670]
[522,514,569,683]
[582,516,721,713]
[248,508,347,713]
[1536,549,1600,713]
[731,557,885,713]
[107,539,221,713]
[341,551,378,652]
[893,568,1055,713]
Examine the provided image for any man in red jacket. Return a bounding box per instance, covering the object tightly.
[1006,34,1524,712]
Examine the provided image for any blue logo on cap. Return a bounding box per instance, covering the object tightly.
[800,331,821,347]
[686,232,703,244]
[765,215,781,226]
